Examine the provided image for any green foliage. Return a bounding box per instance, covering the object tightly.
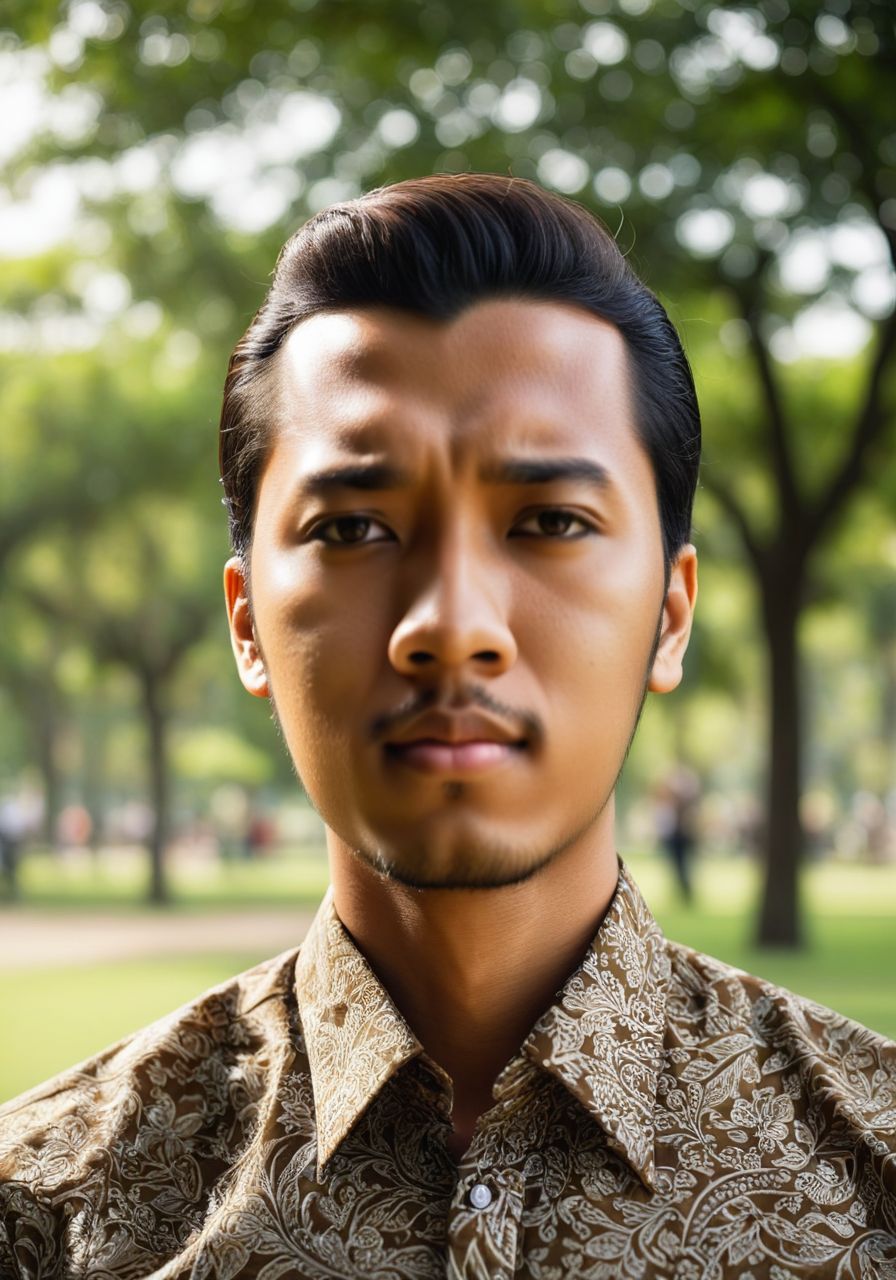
[0,0,894,910]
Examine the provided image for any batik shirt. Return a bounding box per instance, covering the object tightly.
[1,862,894,1279]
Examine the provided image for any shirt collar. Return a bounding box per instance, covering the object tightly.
[519,860,670,1191]
[295,887,423,1177]
[296,863,670,1190]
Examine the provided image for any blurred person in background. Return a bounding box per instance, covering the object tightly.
[1,175,894,1279]
[654,762,701,903]
[0,793,29,899]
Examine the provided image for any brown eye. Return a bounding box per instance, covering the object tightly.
[537,510,576,536]
[513,508,593,539]
[311,516,392,546]
[331,517,371,544]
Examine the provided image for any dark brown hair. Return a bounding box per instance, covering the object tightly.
[218,172,701,567]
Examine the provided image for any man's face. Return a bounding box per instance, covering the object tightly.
[225,298,696,889]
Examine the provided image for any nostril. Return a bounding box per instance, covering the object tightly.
[407,649,501,666]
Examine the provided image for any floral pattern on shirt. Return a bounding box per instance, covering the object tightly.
[1,861,895,1279]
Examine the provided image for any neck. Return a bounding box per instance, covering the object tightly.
[327,807,620,1150]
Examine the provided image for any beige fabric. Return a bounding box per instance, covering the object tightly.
[1,862,895,1279]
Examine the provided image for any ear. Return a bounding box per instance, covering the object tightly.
[223,556,269,698]
[648,543,698,695]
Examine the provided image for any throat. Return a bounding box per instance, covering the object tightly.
[444,1083,499,1164]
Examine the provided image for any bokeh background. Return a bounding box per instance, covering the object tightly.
[1,0,894,1102]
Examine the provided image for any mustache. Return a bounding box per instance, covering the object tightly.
[369,683,543,745]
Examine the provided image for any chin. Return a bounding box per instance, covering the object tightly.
[356,840,558,892]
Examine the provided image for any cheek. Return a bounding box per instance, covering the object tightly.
[544,542,660,651]
[533,561,659,719]
[255,557,390,730]
[261,605,378,810]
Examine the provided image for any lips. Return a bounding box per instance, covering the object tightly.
[383,709,528,776]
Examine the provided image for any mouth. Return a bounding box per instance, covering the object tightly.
[383,737,528,776]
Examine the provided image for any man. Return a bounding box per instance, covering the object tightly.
[1,173,894,1279]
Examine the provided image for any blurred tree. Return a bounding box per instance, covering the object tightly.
[17,496,224,902]
[813,491,896,856]
[0,601,68,860]
[3,0,895,936]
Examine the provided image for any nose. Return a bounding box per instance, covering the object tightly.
[387,532,518,678]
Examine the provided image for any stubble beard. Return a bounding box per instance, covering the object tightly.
[354,650,654,892]
[264,604,664,893]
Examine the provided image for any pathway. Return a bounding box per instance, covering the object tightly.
[0,909,317,969]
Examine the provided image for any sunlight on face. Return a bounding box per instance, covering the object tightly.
[228,298,693,888]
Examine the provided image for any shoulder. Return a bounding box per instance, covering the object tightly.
[1,944,302,1130]
[0,946,303,1275]
[664,937,896,1126]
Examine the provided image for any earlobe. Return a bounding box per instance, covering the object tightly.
[647,544,698,695]
[223,556,269,698]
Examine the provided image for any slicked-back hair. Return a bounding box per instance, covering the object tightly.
[218,173,701,570]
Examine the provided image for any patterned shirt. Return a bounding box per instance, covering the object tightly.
[1,862,895,1279]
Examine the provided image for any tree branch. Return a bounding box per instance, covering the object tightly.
[801,77,896,270]
[0,493,98,578]
[729,278,801,523]
[804,308,896,549]
[699,467,767,575]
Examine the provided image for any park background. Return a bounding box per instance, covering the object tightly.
[0,0,894,1103]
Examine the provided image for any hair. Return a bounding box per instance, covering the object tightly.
[218,172,701,571]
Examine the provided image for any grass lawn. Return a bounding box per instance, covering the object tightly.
[6,842,332,911]
[0,847,893,1104]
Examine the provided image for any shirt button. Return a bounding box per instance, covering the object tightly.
[469,1182,493,1210]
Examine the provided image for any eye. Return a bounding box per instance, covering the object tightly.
[511,508,595,539]
[309,515,394,546]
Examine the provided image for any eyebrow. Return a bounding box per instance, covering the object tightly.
[479,457,612,489]
[300,463,413,496]
[299,457,613,496]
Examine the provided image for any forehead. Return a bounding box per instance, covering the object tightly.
[270,298,638,457]
[257,304,660,519]
[279,298,625,383]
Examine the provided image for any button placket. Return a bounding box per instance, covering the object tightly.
[447,1169,525,1280]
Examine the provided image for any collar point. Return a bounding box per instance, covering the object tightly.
[638,1162,658,1195]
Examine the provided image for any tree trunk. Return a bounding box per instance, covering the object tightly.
[757,563,805,947]
[33,689,62,852]
[877,640,896,864]
[881,641,896,795]
[82,706,107,856]
[141,671,170,905]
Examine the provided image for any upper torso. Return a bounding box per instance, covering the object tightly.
[1,864,894,1279]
